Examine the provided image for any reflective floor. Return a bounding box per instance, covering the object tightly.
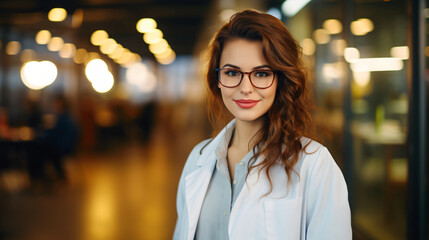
[0,126,202,240]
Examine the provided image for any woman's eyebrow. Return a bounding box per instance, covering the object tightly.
[253,65,272,70]
[221,64,272,69]
[221,64,240,69]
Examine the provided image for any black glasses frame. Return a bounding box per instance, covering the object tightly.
[216,68,276,89]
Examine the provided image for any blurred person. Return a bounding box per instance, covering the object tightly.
[174,10,351,239]
[28,95,78,184]
[43,95,78,181]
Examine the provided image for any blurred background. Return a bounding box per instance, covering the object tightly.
[0,0,427,239]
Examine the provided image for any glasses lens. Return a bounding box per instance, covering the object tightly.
[250,70,274,88]
[219,69,242,87]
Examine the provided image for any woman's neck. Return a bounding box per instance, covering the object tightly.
[230,118,263,151]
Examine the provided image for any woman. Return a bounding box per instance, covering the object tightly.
[174,10,352,240]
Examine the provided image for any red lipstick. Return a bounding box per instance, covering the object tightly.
[234,99,260,109]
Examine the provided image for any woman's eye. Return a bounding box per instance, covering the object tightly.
[254,71,271,77]
[225,70,240,77]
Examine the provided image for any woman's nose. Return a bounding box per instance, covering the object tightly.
[239,74,254,94]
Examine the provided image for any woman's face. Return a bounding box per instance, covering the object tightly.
[218,39,277,123]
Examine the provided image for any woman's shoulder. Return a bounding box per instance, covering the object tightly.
[298,137,341,175]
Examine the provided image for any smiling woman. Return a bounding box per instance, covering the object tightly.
[174,9,352,240]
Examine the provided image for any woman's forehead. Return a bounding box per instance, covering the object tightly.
[219,39,267,69]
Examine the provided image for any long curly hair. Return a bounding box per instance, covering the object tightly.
[205,10,316,194]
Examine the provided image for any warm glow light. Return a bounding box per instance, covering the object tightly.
[425,47,429,57]
[149,39,169,54]
[157,53,175,65]
[350,58,403,72]
[323,19,343,34]
[6,41,21,55]
[136,18,157,33]
[21,61,57,90]
[300,38,316,55]
[126,62,157,92]
[47,37,64,51]
[85,59,114,93]
[351,18,374,36]
[116,51,134,65]
[108,44,124,59]
[85,59,109,82]
[48,8,67,22]
[100,38,117,55]
[332,39,347,56]
[20,49,36,62]
[390,46,409,60]
[313,29,330,44]
[35,30,51,45]
[322,62,346,83]
[143,29,163,44]
[281,0,311,17]
[219,9,236,22]
[74,48,88,64]
[353,71,370,86]
[59,43,76,58]
[344,47,360,62]
[91,71,114,93]
[155,48,173,59]
[86,52,101,62]
[126,62,147,85]
[91,30,109,46]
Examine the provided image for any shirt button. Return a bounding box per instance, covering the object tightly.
[239,162,244,166]
[233,180,237,184]
[224,211,228,216]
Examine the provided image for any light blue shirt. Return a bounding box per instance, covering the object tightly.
[194,125,253,240]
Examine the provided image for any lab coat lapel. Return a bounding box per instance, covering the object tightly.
[184,119,236,240]
[184,154,216,240]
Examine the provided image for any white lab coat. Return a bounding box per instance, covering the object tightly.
[174,120,352,240]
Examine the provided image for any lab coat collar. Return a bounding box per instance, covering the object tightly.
[184,119,236,240]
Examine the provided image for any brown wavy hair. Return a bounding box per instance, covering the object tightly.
[205,10,316,194]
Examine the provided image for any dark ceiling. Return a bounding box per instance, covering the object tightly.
[0,0,213,60]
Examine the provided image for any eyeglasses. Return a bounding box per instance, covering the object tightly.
[216,68,276,89]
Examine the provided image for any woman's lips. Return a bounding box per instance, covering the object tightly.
[234,99,260,109]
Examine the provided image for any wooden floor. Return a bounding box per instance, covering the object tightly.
[0,127,203,240]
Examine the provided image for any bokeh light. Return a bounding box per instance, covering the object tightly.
[323,19,343,34]
[390,46,409,60]
[85,59,114,93]
[100,38,118,55]
[59,43,77,58]
[301,38,316,56]
[136,18,157,33]
[313,29,331,44]
[35,30,51,45]
[143,29,163,44]
[91,30,109,46]
[47,37,64,51]
[149,39,169,55]
[351,18,374,36]
[6,41,21,55]
[344,47,360,62]
[74,48,88,64]
[48,8,67,22]
[20,61,57,90]
[20,49,37,62]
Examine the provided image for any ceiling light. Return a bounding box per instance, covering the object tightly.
[136,18,157,33]
[281,0,311,17]
[48,8,67,22]
[35,30,51,45]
